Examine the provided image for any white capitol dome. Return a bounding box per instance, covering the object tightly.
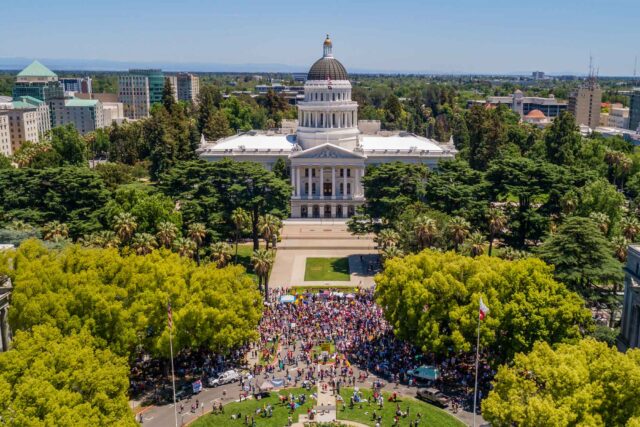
[296,35,360,151]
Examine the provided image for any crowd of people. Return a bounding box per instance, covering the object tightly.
[253,287,495,413]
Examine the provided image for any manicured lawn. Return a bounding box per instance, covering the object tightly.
[304,257,350,281]
[337,388,464,427]
[191,387,314,427]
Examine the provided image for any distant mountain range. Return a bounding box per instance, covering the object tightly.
[0,57,624,77]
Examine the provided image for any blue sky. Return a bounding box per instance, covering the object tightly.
[1,0,638,75]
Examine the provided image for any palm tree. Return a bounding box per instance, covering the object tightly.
[210,241,233,268]
[156,221,178,249]
[589,212,610,236]
[467,232,487,257]
[131,233,157,255]
[499,246,529,261]
[487,208,507,256]
[231,208,250,263]
[413,216,437,250]
[381,246,404,264]
[42,221,69,242]
[376,228,400,250]
[174,237,197,259]
[97,231,120,248]
[447,216,470,251]
[612,236,629,262]
[605,150,632,188]
[258,214,281,250]
[251,248,275,298]
[621,216,640,242]
[187,223,207,265]
[9,220,34,232]
[113,212,137,242]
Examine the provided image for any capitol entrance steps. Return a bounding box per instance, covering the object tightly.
[278,222,375,250]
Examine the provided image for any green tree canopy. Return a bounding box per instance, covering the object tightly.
[101,184,182,234]
[0,325,135,426]
[0,167,110,237]
[159,160,290,249]
[537,216,623,295]
[361,162,430,220]
[1,240,262,359]
[375,250,591,362]
[483,339,640,427]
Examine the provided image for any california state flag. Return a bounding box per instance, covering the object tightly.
[479,297,490,321]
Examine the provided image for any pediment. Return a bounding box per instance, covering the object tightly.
[289,143,365,159]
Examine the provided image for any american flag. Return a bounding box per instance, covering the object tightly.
[167,302,173,330]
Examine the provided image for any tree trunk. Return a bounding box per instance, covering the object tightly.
[195,247,201,266]
[234,233,239,264]
[252,211,259,251]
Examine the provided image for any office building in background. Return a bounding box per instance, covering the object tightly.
[176,73,200,102]
[60,77,92,94]
[568,77,602,129]
[0,112,11,156]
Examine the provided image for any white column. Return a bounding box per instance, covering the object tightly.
[320,167,324,199]
[354,168,359,197]
[331,167,336,199]
[291,166,295,196]
[343,167,348,199]
[306,167,310,197]
[296,167,300,197]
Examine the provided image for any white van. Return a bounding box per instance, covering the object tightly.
[208,370,240,387]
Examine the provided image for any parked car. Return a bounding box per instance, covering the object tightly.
[208,369,241,387]
[175,385,193,401]
[416,388,449,408]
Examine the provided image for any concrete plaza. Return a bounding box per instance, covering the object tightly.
[270,219,379,289]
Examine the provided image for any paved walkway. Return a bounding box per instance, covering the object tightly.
[270,221,379,289]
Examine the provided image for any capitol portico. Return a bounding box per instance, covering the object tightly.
[197,35,456,218]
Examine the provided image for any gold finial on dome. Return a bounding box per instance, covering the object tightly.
[323,34,333,57]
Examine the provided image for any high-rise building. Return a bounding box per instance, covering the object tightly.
[532,71,545,80]
[629,88,640,132]
[129,69,165,104]
[118,69,165,119]
[166,75,178,101]
[568,78,602,129]
[60,77,92,94]
[12,61,64,103]
[1,96,52,153]
[176,73,200,102]
[0,112,11,157]
[118,74,150,119]
[5,97,52,152]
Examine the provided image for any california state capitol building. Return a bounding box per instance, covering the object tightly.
[197,35,456,219]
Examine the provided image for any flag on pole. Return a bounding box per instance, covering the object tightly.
[168,302,173,330]
[479,297,489,321]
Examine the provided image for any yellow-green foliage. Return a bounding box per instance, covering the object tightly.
[483,339,640,427]
[375,250,592,361]
[0,325,135,426]
[0,239,262,359]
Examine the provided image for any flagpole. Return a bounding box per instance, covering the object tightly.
[472,308,481,427]
[169,303,178,427]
